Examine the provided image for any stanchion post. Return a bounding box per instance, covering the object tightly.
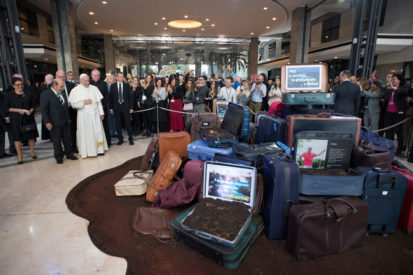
[156,102,160,135]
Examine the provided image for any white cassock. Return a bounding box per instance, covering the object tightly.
[68,84,108,158]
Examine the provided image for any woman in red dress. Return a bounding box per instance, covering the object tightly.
[168,77,184,131]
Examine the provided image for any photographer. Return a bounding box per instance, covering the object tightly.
[249,73,267,113]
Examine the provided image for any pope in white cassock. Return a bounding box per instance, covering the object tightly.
[68,74,108,158]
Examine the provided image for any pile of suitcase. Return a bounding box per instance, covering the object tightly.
[115,102,413,269]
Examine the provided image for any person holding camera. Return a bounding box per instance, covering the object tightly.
[249,73,267,114]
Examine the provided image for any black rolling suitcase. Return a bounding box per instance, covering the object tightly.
[356,167,408,235]
[232,142,283,172]
[255,115,287,144]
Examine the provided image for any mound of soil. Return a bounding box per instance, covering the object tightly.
[183,198,250,241]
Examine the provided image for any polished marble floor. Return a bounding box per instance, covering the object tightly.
[0,131,150,274]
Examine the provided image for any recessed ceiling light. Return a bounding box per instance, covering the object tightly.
[102,1,107,4]
[154,22,158,25]
[162,17,166,20]
[168,20,202,29]
[94,21,98,25]
[110,29,114,32]
[211,23,215,27]
[272,17,277,21]
[250,32,254,35]
[89,11,94,15]
[201,28,205,31]
[263,7,268,10]
[266,26,270,29]
[205,18,209,22]
[164,27,167,30]
[182,29,186,32]
[44,58,48,61]
[334,56,338,59]
[184,15,188,18]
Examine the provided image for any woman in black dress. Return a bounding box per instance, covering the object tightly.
[142,74,155,137]
[131,77,143,135]
[2,77,39,164]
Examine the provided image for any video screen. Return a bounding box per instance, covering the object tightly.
[204,162,256,208]
[281,64,328,92]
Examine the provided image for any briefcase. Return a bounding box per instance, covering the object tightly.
[287,197,369,260]
[114,170,153,196]
[282,92,335,105]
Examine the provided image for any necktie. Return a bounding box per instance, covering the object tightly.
[118,83,123,104]
[58,94,64,105]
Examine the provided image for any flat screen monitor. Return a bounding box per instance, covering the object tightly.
[281,63,328,93]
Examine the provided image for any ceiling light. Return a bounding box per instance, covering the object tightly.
[263,7,268,10]
[201,28,205,31]
[110,29,114,32]
[102,1,107,4]
[44,58,48,61]
[334,56,338,59]
[272,17,277,21]
[168,20,202,29]
[266,26,270,29]
[182,29,186,32]
[162,17,166,20]
[205,18,209,22]
[184,15,188,18]
[154,22,158,25]
[94,21,98,25]
[250,32,254,35]
[89,11,94,15]
[211,23,215,27]
[164,27,167,30]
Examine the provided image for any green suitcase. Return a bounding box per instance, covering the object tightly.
[282,92,335,105]
[171,206,264,269]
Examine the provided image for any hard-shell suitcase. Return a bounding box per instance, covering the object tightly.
[262,153,300,239]
[187,139,233,161]
[254,111,268,125]
[255,115,287,144]
[286,113,361,147]
[189,113,220,142]
[287,197,369,260]
[171,208,264,269]
[232,142,283,172]
[146,151,182,203]
[393,166,413,234]
[282,92,335,105]
[158,131,191,162]
[356,167,408,234]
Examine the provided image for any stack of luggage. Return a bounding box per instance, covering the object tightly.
[113,93,412,268]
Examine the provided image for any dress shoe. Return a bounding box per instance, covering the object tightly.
[67,154,78,160]
[98,153,105,156]
[32,155,37,159]
[17,160,23,165]
[117,140,123,145]
[129,139,134,145]
[56,159,63,164]
[72,148,79,153]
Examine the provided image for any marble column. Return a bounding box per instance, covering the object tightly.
[50,0,79,77]
[289,6,311,64]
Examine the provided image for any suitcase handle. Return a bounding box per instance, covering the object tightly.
[376,173,396,189]
[304,96,316,103]
[325,198,358,221]
[317,112,332,118]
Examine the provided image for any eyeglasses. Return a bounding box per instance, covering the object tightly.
[14,84,24,86]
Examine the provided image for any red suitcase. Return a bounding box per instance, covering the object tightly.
[393,166,413,234]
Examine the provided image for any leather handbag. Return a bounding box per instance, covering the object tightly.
[132,207,182,240]
[146,150,182,203]
[153,178,200,208]
[287,197,369,260]
[20,123,37,133]
[351,141,391,168]
[114,170,153,196]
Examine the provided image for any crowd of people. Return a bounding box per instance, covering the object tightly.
[0,67,412,165]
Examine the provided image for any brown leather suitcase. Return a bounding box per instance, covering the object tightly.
[139,134,158,171]
[286,113,361,148]
[287,197,369,260]
[146,151,182,203]
[158,131,191,163]
[350,141,392,168]
[190,113,220,142]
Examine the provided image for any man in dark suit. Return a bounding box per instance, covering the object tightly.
[55,70,77,152]
[90,69,111,147]
[109,72,134,145]
[333,70,361,116]
[40,78,78,164]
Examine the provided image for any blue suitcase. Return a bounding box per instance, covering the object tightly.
[187,140,233,161]
[255,115,286,144]
[262,153,300,239]
[356,167,408,235]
